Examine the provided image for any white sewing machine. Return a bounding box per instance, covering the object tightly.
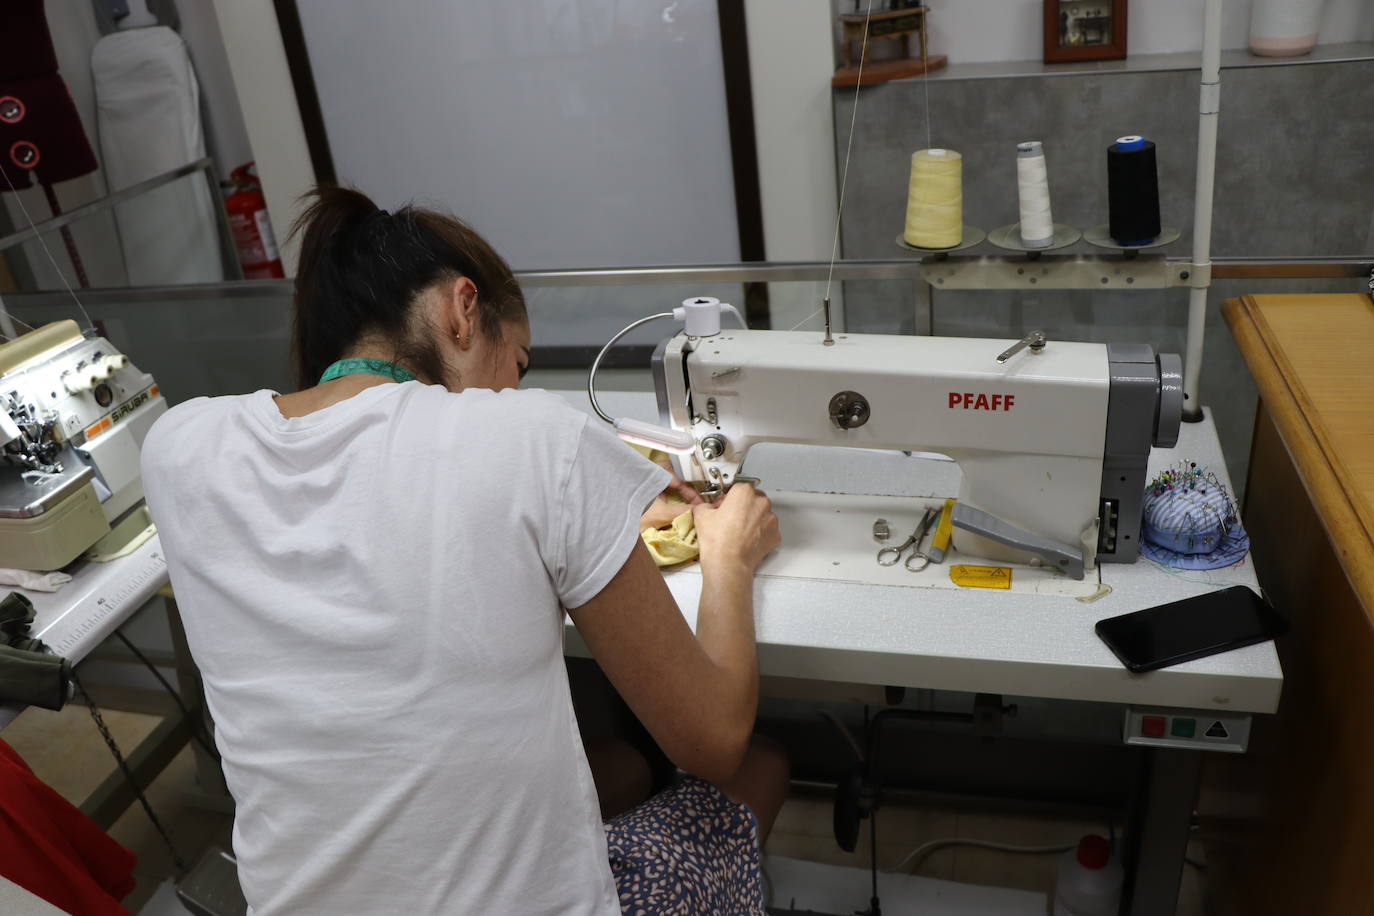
[645,313,1181,580]
[0,320,166,570]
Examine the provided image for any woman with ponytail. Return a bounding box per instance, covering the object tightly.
[140,186,786,915]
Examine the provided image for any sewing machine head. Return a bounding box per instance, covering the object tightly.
[649,320,1181,577]
[0,320,167,570]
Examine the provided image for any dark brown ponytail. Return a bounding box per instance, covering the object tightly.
[289,186,526,389]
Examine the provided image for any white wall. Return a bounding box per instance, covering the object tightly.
[210,0,315,274]
[293,0,739,272]
[746,0,843,332]
[177,0,256,179]
[923,0,1374,65]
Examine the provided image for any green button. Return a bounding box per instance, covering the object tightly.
[1170,718,1196,738]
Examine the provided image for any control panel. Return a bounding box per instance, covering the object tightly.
[1124,706,1251,753]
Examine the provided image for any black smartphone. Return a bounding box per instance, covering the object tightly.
[1095,586,1288,673]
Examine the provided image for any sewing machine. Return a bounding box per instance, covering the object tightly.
[650,326,1182,579]
[0,320,166,571]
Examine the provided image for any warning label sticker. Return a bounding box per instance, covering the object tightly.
[950,565,1013,590]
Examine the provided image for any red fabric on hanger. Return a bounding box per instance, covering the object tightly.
[0,738,138,916]
[0,74,99,190]
[0,0,59,81]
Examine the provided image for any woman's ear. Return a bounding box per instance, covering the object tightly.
[444,276,480,348]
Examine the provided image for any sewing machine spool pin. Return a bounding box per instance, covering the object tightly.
[996,330,1047,364]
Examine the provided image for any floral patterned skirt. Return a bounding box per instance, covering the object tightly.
[605,776,766,916]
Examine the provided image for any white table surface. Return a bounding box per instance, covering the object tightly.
[0,533,168,729]
[556,389,1283,715]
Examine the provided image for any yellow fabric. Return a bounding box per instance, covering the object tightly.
[642,509,699,567]
[626,443,701,567]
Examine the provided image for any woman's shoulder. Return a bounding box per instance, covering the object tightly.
[413,385,592,433]
[141,392,268,466]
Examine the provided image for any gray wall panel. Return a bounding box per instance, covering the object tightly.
[833,60,1374,490]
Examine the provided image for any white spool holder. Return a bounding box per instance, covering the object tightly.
[1083,225,1182,255]
[894,227,986,255]
[987,223,1082,255]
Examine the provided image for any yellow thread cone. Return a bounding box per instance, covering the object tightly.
[904,148,963,249]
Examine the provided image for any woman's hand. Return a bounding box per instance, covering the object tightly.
[640,475,704,530]
[691,484,780,576]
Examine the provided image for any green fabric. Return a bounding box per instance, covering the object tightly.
[0,592,35,640]
[318,358,416,385]
[0,644,69,711]
[0,592,68,710]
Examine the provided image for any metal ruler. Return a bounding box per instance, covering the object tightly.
[32,536,168,660]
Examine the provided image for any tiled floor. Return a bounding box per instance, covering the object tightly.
[5,702,1210,915]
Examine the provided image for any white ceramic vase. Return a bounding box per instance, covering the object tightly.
[1249,0,1325,57]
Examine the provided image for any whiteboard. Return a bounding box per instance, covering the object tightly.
[294,0,741,271]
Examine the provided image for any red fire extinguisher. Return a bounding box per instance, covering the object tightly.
[224,162,285,279]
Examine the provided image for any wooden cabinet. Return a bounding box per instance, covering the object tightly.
[1208,294,1374,915]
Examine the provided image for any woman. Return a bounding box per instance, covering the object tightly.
[140,186,786,915]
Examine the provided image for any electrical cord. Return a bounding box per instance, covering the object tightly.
[888,837,1076,875]
[587,312,674,424]
[820,709,865,763]
[68,667,190,875]
[586,305,748,424]
[113,629,220,763]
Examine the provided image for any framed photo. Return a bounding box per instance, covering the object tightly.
[1044,0,1127,63]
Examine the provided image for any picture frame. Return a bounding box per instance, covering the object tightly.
[1043,0,1128,63]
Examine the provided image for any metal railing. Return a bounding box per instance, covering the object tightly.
[1,255,1369,308]
[0,157,242,282]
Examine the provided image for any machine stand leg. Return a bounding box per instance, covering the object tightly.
[1122,748,1201,915]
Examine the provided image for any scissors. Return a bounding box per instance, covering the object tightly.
[876,508,939,571]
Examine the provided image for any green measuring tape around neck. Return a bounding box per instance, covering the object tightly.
[318,358,416,385]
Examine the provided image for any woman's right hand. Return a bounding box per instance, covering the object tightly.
[692,484,780,575]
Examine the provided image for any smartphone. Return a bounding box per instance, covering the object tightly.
[1095,586,1288,673]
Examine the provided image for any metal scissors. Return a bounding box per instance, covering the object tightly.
[876,508,939,570]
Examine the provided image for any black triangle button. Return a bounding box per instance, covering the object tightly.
[1204,720,1229,739]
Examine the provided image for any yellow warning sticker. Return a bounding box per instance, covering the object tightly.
[950,565,1012,589]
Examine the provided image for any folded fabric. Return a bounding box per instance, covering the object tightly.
[642,509,699,568]
[0,644,69,710]
[0,568,71,593]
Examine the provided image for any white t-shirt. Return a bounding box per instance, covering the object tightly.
[140,382,668,915]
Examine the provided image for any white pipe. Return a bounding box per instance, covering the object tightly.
[1182,0,1223,420]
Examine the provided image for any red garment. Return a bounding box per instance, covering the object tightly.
[0,738,137,916]
[0,74,100,188]
[0,0,99,189]
[0,0,59,80]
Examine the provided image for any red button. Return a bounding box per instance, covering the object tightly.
[1141,715,1166,738]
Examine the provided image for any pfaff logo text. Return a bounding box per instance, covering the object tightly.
[949,392,1015,411]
